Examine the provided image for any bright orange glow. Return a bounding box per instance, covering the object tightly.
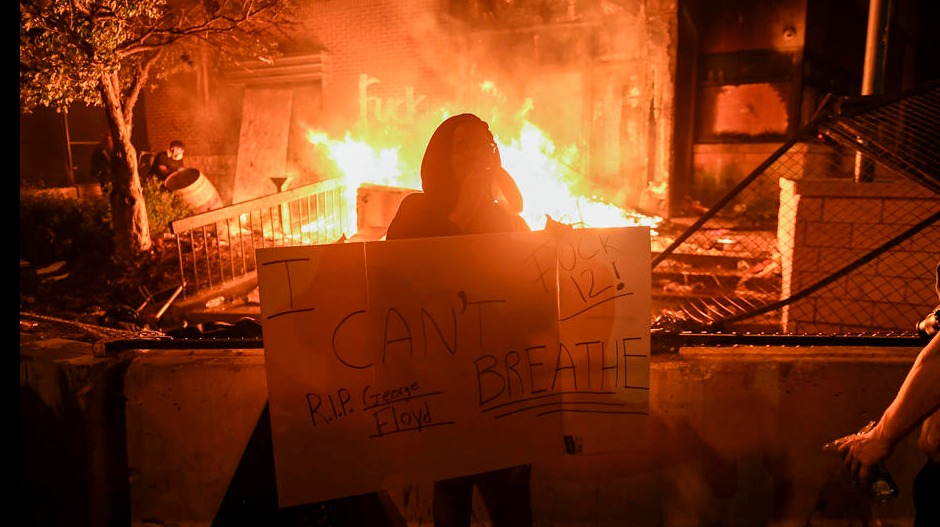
[305,95,662,237]
[499,120,659,231]
[306,129,415,226]
[713,84,788,136]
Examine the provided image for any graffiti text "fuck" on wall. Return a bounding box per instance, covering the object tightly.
[358,73,427,125]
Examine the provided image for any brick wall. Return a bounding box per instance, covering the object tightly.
[271,0,449,132]
[144,65,244,204]
[778,177,940,333]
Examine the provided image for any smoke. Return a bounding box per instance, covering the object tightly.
[289,0,662,216]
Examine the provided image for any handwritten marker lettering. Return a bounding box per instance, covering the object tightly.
[371,400,433,437]
[331,297,508,369]
[362,381,422,408]
[260,258,315,320]
[473,336,648,410]
[305,388,354,426]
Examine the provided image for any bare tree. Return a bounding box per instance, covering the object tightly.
[20,0,296,261]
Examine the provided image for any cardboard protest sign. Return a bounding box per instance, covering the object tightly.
[257,226,650,507]
[551,227,652,455]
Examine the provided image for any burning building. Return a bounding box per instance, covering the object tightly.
[123,0,938,335]
[23,0,937,231]
[140,0,679,229]
[20,0,938,335]
[136,0,935,226]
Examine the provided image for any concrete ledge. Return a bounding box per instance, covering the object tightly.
[678,344,920,362]
[782,177,939,199]
[21,338,926,526]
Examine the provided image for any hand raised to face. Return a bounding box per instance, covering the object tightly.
[446,122,499,226]
[447,122,525,229]
[450,121,499,186]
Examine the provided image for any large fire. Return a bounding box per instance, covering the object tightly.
[306,102,661,237]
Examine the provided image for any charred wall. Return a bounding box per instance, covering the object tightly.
[679,0,939,216]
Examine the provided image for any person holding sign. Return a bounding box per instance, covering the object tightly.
[386,113,527,240]
[386,113,533,526]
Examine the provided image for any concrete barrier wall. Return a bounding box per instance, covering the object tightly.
[21,340,928,527]
[20,338,131,527]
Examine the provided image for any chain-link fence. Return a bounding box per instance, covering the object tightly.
[652,82,940,336]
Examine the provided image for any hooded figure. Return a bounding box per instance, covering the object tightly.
[385,113,534,526]
[386,113,528,239]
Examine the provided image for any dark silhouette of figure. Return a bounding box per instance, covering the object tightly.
[386,113,526,240]
[148,139,185,182]
[386,113,533,527]
[90,133,113,193]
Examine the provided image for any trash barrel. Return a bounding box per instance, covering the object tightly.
[164,168,223,214]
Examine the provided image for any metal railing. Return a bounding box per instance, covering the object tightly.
[170,179,349,300]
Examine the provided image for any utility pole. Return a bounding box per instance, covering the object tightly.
[856,0,892,183]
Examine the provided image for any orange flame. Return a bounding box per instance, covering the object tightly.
[498,120,659,231]
[305,106,661,237]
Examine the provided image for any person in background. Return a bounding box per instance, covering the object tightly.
[385,113,532,527]
[836,260,940,527]
[148,139,185,182]
[90,132,113,194]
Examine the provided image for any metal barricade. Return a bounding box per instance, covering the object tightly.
[170,179,349,300]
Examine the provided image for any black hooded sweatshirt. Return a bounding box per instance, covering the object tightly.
[386,113,529,240]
